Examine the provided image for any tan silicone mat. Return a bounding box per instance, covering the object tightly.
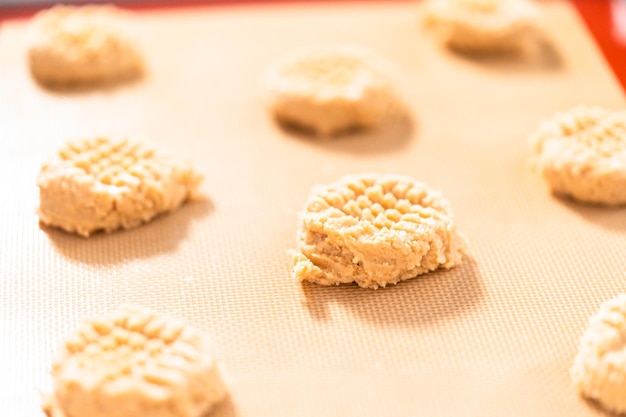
[1,1,626,416]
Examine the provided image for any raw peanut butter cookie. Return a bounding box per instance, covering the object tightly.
[264,44,397,137]
[28,4,143,86]
[423,0,539,53]
[293,173,467,289]
[37,137,202,237]
[571,294,626,415]
[529,106,626,205]
[43,305,227,417]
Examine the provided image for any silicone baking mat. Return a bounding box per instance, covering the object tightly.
[1,1,625,416]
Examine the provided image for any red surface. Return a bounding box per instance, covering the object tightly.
[571,0,626,91]
[1,0,625,92]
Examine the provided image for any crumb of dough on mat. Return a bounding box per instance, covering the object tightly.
[529,105,626,206]
[43,305,227,417]
[28,4,144,87]
[292,173,467,289]
[37,137,202,237]
[571,294,626,415]
[263,44,399,137]
[422,0,540,53]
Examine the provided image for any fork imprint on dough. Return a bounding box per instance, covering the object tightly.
[529,106,626,205]
[293,173,467,289]
[37,137,202,236]
[571,294,626,415]
[264,44,397,137]
[44,305,227,417]
[28,4,143,86]
[422,0,539,53]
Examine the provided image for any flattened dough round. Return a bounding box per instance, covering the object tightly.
[529,106,626,205]
[264,44,396,137]
[571,294,626,414]
[37,137,202,237]
[293,173,467,289]
[423,0,539,53]
[44,305,227,417]
[28,4,143,86]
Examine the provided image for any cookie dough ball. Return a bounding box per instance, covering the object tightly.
[37,137,202,237]
[571,294,626,414]
[293,173,467,289]
[44,305,227,417]
[264,44,397,137]
[529,106,626,206]
[28,4,143,87]
[423,0,539,53]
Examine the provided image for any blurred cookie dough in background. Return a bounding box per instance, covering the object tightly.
[27,4,144,87]
[422,0,540,53]
[263,44,400,137]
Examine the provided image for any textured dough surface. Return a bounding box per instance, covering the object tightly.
[264,44,396,136]
[423,0,539,53]
[293,173,467,289]
[44,305,227,417]
[37,137,202,237]
[529,106,626,205]
[571,294,626,414]
[28,4,143,86]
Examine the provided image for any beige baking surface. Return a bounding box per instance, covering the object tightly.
[1,1,626,416]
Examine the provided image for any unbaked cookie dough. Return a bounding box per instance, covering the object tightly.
[293,173,467,289]
[422,0,539,53]
[37,137,202,237]
[263,44,397,137]
[529,106,626,206]
[43,305,227,417]
[28,4,143,86]
[571,294,626,415]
